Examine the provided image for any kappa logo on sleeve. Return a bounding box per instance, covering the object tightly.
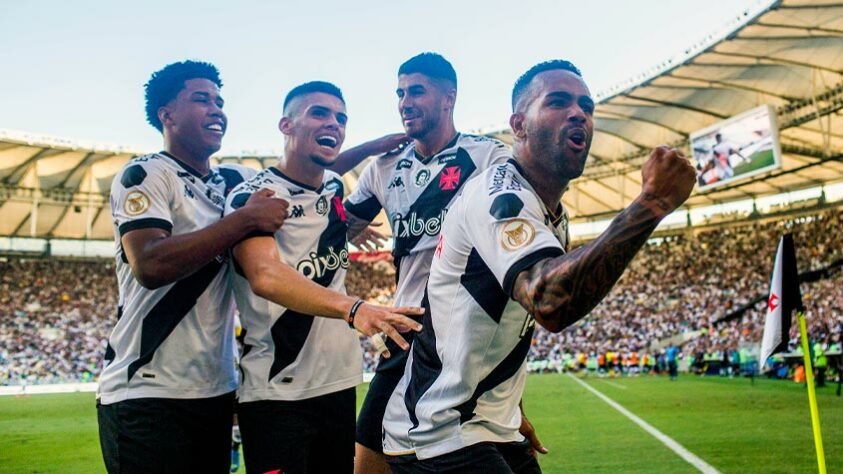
[500,219,535,251]
[124,190,150,216]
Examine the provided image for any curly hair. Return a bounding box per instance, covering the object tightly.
[144,60,222,132]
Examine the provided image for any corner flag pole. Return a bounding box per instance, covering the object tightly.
[797,310,827,474]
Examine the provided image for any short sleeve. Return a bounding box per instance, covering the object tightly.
[224,184,274,240]
[466,190,564,297]
[343,160,382,222]
[111,160,174,237]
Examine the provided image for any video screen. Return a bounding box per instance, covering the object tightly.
[690,105,782,191]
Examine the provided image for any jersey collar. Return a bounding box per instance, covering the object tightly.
[413,132,461,164]
[159,151,214,182]
[268,166,325,193]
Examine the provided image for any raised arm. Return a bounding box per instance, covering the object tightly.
[511,147,695,333]
[233,235,422,351]
[328,133,410,175]
[122,189,288,289]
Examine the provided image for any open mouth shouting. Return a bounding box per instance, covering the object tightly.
[565,127,588,152]
[315,134,339,150]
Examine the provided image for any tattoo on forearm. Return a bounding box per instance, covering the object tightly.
[513,196,663,332]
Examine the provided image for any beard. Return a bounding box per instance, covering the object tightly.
[528,123,589,181]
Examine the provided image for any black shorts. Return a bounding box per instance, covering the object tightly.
[237,387,356,474]
[386,440,541,474]
[356,332,416,452]
[97,391,235,474]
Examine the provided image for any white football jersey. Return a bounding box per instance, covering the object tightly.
[98,152,253,405]
[225,167,363,402]
[382,159,569,459]
[344,133,510,308]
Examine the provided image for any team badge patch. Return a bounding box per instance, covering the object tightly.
[124,190,150,216]
[500,219,535,251]
[414,169,431,187]
[439,166,461,191]
[315,195,328,215]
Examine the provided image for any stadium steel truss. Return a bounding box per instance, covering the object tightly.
[0,0,841,240]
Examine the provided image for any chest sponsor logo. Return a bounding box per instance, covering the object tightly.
[289,205,305,218]
[439,166,461,191]
[395,159,413,170]
[388,176,405,189]
[414,169,431,187]
[205,188,225,207]
[393,209,447,238]
[315,195,328,215]
[124,190,150,216]
[489,165,522,194]
[184,185,195,199]
[296,247,350,280]
[177,171,196,184]
[500,218,535,251]
[289,188,305,196]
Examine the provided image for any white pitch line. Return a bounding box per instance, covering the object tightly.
[567,374,721,474]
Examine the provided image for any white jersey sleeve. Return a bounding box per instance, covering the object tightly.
[111,158,175,236]
[344,157,385,223]
[464,177,565,296]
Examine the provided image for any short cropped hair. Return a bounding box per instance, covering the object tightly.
[144,60,222,132]
[398,52,457,90]
[283,81,345,116]
[511,60,582,111]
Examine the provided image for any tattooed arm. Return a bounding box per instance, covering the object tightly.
[512,146,695,333]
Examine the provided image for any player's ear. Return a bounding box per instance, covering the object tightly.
[444,87,456,112]
[158,106,174,130]
[510,112,526,140]
[279,116,293,136]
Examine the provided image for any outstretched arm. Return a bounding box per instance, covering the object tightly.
[511,146,696,333]
[233,236,422,350]
[328,133,411,175]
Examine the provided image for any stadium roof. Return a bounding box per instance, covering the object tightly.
[1,0,842,240]
[485,0,843,221]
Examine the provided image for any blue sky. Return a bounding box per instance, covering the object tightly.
[1,0,764,155]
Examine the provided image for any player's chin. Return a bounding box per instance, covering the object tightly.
[310,152,337,168]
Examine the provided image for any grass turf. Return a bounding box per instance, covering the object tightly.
[0,374,840,473]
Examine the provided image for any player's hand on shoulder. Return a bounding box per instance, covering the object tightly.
[352,303,423,356]
[243,188,289,233]
[370,133,412,158]
[640,146,696,216]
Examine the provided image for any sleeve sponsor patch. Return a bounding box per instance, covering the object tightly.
[499,219,535,251]
[489,193,524,220]
[123,190,150,216]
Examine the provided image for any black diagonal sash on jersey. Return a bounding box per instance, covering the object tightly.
[454,323,534,423]
[267,185,348,381]
[103,306,122,366]
[392,148,476,261]
[403,288,442,429]
[126,259,224,382]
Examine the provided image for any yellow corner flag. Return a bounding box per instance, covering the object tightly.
[760,234,825,473]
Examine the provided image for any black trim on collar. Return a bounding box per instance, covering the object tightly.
[268,166,325,193]
[159,151,213,182]
[413,132,461,164]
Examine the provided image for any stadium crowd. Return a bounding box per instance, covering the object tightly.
[1,208,840,384]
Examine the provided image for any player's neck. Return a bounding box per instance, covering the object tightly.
[275,154,324,190]
[414,123,458,158]
[514,154,568,213]
[163,138,211,177]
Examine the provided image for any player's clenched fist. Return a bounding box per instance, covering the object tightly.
[244,188,289,233]
[640,146,696,216]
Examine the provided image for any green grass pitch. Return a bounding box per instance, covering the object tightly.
[1,374,840,473]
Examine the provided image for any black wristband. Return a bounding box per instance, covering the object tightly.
[347,299,365,329]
